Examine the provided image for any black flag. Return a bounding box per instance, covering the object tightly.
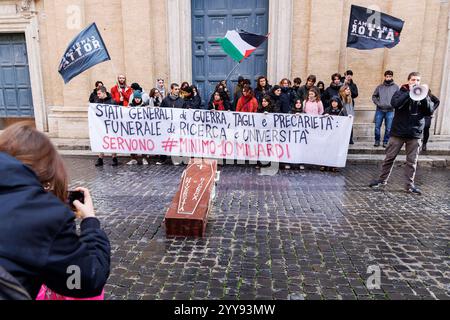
[347,5,405,50]
[58,23,111,83]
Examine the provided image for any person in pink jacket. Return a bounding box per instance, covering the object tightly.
[303,87,324,115]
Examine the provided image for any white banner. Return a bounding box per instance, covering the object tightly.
[88,104,353,167]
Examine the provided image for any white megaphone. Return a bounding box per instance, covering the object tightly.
[410,84,429,101]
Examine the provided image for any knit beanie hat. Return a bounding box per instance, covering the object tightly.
[133,91,142,100]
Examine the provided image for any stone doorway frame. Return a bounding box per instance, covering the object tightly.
[167,0,293,85]
[0,0,47,132]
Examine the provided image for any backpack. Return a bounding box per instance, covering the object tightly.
[0,265,31,300]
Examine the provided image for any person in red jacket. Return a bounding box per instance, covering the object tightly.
[110,74,132,106]
[236,85,258,113]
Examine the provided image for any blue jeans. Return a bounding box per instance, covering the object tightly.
[375,110,394,144]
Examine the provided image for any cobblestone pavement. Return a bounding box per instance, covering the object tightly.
[64,157,450,300]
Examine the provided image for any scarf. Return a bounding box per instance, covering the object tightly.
[240,95,253,112]
[213,100,225,111]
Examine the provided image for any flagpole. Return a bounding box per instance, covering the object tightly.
[344,47,348,74]
[225,62,241,82]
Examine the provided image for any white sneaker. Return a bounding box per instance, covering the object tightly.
[173,162,181,166]
[127,160,138,165]
[156,162,163,165]
[299,165,305,170]
[142,158,149,165]
[285,165,291,170]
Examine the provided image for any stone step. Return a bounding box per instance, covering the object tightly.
[352,123,450,142]
[52,138,91,150]
[349,142,450,155]
[346,154,450,168]
[352,136,450,143]
[58,149,450,168]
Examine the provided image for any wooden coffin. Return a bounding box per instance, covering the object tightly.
[164,159,218,237]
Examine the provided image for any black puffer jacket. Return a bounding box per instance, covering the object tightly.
[323,83,342,109]
[0,152,111,299]
[280,87,294,113]
[390,88,436,139]
[184,95,202,109]
[268,92,282,114]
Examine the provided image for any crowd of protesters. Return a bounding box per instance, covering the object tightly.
[88,70,438,170]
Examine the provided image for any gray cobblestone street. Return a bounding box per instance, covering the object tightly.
[64,157,450,300]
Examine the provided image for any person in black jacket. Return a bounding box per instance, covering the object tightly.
[209,90,231,111]
[218,80,231,102]
[291,77,302,102]
[0,122,110,299]
[297,75,317,103]
[268,85,283,114]
[208,85,230,110]
[94,86,116,105]
[342,70,359,102]
[94,87,118,167]
[257,95,275,114]
[160,83,186,109]
[89,81,107,103]
[322,73,343,109]
[183,86,202,109]
[324,96,348,117]
[254,76,272,103]
[317,81,326,106]
[279,78,294,114]
[370,72,436,195]
[190,85,203,109]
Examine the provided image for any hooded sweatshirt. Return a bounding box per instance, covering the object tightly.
[372,80,400,112]
[325,97,348,116]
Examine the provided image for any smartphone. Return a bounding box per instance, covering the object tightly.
[67,190,84,210]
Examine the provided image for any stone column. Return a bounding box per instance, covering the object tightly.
[121,0,153,90]
[267,0,293,83]
[436,8,450,136]
[167,0,192,84]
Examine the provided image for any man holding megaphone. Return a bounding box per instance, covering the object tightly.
[370,72,438,195]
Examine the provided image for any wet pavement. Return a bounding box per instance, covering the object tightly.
[64,156,450,300]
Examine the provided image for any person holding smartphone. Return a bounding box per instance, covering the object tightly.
[0,122,110,299]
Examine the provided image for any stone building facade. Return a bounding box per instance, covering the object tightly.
[0,0,449,140]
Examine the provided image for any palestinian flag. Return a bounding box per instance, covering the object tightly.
[216,30,268,62]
